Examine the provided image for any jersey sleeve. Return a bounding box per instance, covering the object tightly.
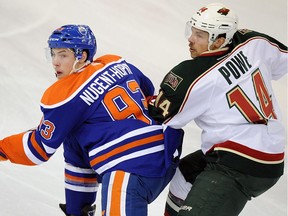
[149,60,215,128]
[0,100,90,165]
[234,30,288,80]
[0,78,99,165]
[268,39,288,80]
[0,130,38,165]
[64,163,98,215]
[149,65,185,123]
[256,31,288,80]
[0,116,73,165]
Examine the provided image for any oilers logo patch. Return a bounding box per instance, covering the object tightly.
[78,25,88,35]
[163,71,183,91]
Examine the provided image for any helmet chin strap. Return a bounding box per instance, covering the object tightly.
[208,36,228,51]
[70,59,91,74]
[208,40,214,51]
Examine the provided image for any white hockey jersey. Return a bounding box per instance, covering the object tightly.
[150,29,287,177]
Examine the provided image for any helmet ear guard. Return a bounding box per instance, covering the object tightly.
[186,3,238,49]
[48,25,97,62]
[74,48,86,61]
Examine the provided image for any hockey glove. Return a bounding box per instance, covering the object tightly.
[59,203,96,216]
[178,150,207,184]
[146,95,157,106]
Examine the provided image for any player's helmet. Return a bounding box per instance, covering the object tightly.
[185,3,238,48]
[48,24,96,62]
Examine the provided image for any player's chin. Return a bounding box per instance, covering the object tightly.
[55,72,64,80]
[190,51,198,58]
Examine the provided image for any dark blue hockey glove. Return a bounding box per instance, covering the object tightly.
[59,203,96,216]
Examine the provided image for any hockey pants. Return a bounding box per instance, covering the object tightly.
[177,163,280,216]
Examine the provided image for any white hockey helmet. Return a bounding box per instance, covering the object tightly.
[185,3,238,49]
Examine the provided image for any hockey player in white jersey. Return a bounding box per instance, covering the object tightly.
[149,3,287,216]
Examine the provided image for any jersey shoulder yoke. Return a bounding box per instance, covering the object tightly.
[41,54,123,107]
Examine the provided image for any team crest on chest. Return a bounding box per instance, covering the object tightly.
[163,71,183,91]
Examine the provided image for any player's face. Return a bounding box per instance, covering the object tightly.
[187,27,209,58]
[51,48,76,80]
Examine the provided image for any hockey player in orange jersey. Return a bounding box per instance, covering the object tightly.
[0,24,183,216]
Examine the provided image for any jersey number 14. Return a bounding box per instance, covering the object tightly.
[227,69,277,124]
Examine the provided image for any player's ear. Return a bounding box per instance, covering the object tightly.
[213,37,226,49]
[79,51,88,63]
